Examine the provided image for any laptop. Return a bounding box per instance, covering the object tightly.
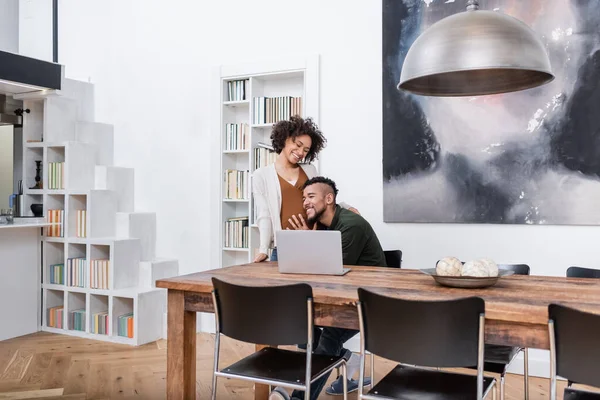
[275,230,351,276]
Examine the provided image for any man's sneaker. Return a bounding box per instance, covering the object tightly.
[269,387,290,400]
[325,375,372,396]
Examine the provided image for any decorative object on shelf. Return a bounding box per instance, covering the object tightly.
[30,160,43,189]
[10,180,25,217]
[30,203,43,217]
[14,108,30,129]
[397,0,553,97]
[0,208,13,225]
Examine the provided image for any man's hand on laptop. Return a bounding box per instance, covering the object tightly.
[287,214,313,230]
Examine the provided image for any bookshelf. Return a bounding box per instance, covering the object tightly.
[17,76,179,346]
[210,55,321,277]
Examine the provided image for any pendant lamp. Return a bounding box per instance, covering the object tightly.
[397,0,554,97]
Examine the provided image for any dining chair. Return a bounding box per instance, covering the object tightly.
[383,250,402,268]
[465,263,531,400]
[356,288,497,399]
[210,278,348,400]
[566,266,600,279]
[548,303,600,399]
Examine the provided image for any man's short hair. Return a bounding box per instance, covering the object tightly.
[302,176,339,199]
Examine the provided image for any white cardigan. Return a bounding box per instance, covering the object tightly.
[252,163,348,254]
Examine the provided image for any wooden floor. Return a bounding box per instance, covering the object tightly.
[0,331,583,399]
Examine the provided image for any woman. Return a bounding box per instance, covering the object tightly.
[253,116,355,262]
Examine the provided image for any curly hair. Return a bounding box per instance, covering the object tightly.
[302,176,339,200]
[270,115,326,163]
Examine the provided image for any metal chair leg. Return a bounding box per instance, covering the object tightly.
[342,362,348,400]
[500,373,505,400]
[211,333,221,400]
[524,348,529,400]
[493,379,498,400]
[369,352,374,389]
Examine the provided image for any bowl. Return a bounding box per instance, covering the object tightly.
[420,268,515,289]
[31,204,43,217]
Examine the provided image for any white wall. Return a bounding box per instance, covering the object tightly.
[32,0,599,377]
[18,0,52,61]
[0,0,19,53]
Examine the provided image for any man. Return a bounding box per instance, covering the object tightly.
[270,176,386,400]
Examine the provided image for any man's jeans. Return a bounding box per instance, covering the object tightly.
[290,327,358,400]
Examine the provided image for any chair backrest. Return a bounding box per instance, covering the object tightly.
[549,304,600,388]
[211,278,313,346]
[566,266,600,279]
[384,250,402,268]
[498,264,530,275]
[357,288,484,368]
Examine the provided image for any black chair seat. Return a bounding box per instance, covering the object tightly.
[220,347,343,385]
[484,344,521,368]
[366,364,495,400]
[565,388,600,400]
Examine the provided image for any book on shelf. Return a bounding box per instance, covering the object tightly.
[67,257,86,288]
[225,123,249,151]
[47,305,64,329]
[49,263,65,284]
[254,147,277,170]
[69,309,86,331]
[48,162,65,189]
[76,210,87,238]
[47,209,64,237]
[253,96,302,125]
[90,259,109,290]
[93,311,109,335]
[224,169,250,200]
[118,312,134,338]
[256,141,274,151]
[228,79,249,102]
[224,216,249,248]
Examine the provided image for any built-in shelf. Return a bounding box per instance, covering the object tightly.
[223,100,249,106]
[223,150,249,154]
[217,59,315,270]
[223,247,249,252]
[251,123,275,128]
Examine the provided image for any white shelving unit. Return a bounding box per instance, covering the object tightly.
[17,75,179,346]
[210,55,321,272]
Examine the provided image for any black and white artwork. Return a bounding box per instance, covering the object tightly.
[383,0,600,225]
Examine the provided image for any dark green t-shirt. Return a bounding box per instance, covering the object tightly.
[319,205,387,267]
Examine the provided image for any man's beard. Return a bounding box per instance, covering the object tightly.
[306,207,325,224]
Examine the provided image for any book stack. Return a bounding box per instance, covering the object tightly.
[76,210,87,237]
[47,305,64,328]
[253,96,302,124]
[224,216,249,248]
[48,162,65,189]
[69,308,86,331]
[254,143,277,170]
[92,311,109,335]
[225,123,249,150]
[47,209,64,237]
[90,259,109,289]
[224,169,250,200]
[49,263,65,284]
[66,257,86,287]
[118,312,134,338]
[228,79,249,101]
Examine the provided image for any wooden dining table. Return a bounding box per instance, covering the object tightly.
[155,262,600,400]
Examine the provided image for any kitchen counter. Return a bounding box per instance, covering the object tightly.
[0,218,47,340]
[0,220,52,229]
